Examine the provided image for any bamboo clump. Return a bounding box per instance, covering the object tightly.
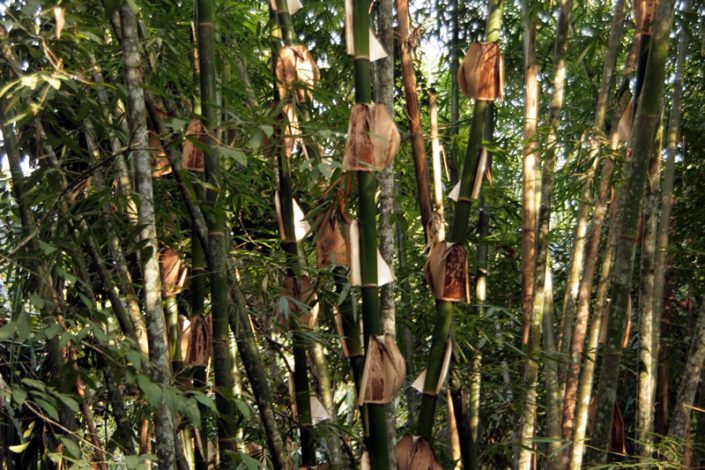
[279,275,319,329]
[457,42,504,101]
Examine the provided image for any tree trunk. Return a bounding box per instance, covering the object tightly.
[589,0,676,461]
[119,2,177,467]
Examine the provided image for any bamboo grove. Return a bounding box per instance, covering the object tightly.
[1,0,705,468]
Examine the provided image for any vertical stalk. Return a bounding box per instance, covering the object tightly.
[272,0,317,464]
[376,0,397,463]
[668,302,705,448]
[119,2,177,466]
[636,113,663,457]
[352,1,389,467]
[560,0,628,454]
[396,0,434,238]
[520,0,539,347]
[195,0,237,462]
[517,1,540,466]
[651,0,689,453]
[417,0,504,440]
[589,0,676,461]
[520,0,572,465]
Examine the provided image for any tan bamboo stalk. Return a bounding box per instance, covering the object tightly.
[523,0,572,464]
[557,0,628,373]
[520,0,539,347]
[395,0,434,238]
[516,0,541,466]
[430,91,445,235]
[560,0,628,453]
[448,0,461,184]
[589,0,676,461]
[119,3,177,466]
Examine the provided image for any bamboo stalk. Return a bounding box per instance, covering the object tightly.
[376,0,397,462]
[351,1,390,467]
[416,0,504,441]
[396,0,433,238]
[636,113,663,457]
[519,0,539,347]
[516,1,540,466]
[651,0,689,455]
[195,0,237,462]
[588,0,676,461]
[119,3,178,466]
[271,0,318,463]
[560,0,628,456]
[668,302,705,449]
[518,0,571,464]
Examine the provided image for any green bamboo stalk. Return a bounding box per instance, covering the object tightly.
[417,0,504,440]
[350,1,390,467]
[195,0,237,462]
[271,1,317,464]
[588,0,676,462]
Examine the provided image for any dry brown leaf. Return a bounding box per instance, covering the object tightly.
[185,314,212,367]
[279,275,319,329]
[182,119,206,172]
[358,335,406,405]
[395,434,442,470]
[458,42,504,101]
[149,132,172,177]
[315,209,349,267]
[343,103,400,172]
[159,247,187,297]
[276,45,319,103]
[633,0,659,34]
[424,242,470,302]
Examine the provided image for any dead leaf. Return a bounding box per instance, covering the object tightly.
[343,103,400,172]
[458,42,504,101]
